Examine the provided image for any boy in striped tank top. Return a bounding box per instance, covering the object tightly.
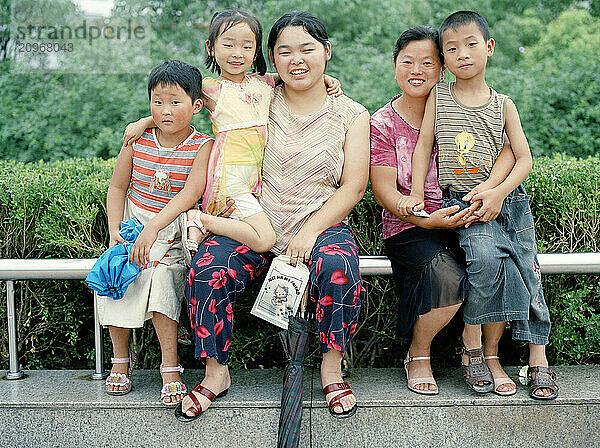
[401,11,558,399]
[101,60,214,406]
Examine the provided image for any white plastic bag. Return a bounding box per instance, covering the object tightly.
[251,255,310,329]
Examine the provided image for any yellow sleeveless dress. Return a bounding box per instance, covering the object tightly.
[201,73,275,215]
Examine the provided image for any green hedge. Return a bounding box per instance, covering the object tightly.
[0,155,598,370]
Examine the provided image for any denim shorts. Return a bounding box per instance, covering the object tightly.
[443,184,551,345]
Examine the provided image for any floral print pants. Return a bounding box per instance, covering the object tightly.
[184,223,364,365]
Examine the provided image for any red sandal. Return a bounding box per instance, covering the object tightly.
[174,383,228,422]
[323,382,357,419]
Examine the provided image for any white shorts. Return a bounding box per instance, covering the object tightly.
[230,192,263,220]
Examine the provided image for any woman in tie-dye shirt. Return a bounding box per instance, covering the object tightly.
[370,26,516,397]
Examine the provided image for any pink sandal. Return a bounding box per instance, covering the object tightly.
[105,351,137,396]
[182,210,207,267]
[160,364,187,407]
[484,355,516,396]
[403,353,439,395]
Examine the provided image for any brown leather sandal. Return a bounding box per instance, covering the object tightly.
[174,383,228,422]
[528,366,559,400]
[456,339,494,394]
[323,382,357,419]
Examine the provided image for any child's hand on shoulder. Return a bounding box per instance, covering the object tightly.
[123,119,148,147]
[324,74,343,97]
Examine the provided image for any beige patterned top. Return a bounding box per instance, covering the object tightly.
[260,85,367,255]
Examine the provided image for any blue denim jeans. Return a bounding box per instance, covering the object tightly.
[443,185,551,345]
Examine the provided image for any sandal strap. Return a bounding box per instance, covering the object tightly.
[405,355,431,364]
[187,213,207,234]
[461,360,489,378]
[327,389,353,410]
[186,390,203,417]
[456,344,485,359]
[161,381,187,398]
[111,357,130,364]
[493,377,515,388]
[407,376,437,389]
[529,366,556,378]
[192,383,217,402]
[323,382,350,395]
[105,372,131,386]
[160,365,184,374]
[323,382,355,412]
[529,366,558,388]
[457,343,493,386]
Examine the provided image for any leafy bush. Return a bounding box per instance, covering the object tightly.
[0,158,112,368]
[526,155,600,364]
[0,154,598,370]
[488,9,600,158]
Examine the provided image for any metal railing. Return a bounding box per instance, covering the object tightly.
[2,253,600,380]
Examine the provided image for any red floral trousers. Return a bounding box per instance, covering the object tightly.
[184,223,364,365]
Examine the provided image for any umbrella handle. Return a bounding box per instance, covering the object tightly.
[299,286,309,313]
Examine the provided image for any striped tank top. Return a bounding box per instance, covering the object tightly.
[435,82,507,193]
[129,127,212,213]
[260,86,367,255]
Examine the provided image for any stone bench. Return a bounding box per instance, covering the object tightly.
[1,365,597,447]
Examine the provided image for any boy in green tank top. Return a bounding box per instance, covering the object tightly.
[400,11,558,400]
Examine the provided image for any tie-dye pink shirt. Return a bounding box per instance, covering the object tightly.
[370,97,443,239]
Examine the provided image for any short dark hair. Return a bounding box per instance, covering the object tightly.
[205,9,267,75]
[393,25,443,65]
[438,11,490,48]
[147,60,203,102]
[267,11,329,55]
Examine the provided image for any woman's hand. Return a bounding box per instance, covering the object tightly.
[324,74,343,97]
[108,227,126,248]
[123,119,149,148]
[129,224,159,268]
[396,194,424,218]
[424,205,474,229]
[285,228,319,267]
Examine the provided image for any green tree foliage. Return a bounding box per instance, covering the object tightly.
[490,9,600,157]
[0,1,597,161]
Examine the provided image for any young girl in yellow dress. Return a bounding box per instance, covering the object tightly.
[125,10,340,258]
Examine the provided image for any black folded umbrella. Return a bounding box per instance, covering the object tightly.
[277,314,310,448]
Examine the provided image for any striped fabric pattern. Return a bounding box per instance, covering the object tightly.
[435,82,507,193]
[260,86,367,255]
[129,127,212,213]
